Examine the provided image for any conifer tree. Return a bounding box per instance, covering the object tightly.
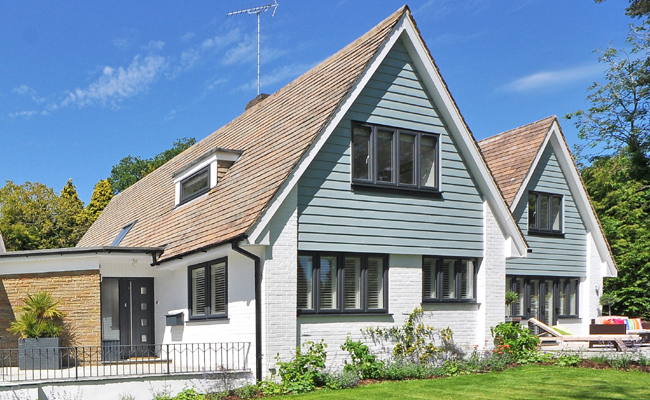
[87,179,113,223]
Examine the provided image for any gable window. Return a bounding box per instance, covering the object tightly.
[422,257,477,303]
[180,166,210,204]
[297,252,388,314]
[352,122,439,191]
[111,221,136,246]
[528,191,562,233]
[188,258,228,319]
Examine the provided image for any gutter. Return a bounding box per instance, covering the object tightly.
[231,240,263,382]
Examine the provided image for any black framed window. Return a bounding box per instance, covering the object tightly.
[506,276,579,320]
[188,258,227,319]
[528,191,563,233]
[352,122,439,191]
[180,166,210,204]
[423,257,478,303]
[297,252,388,314]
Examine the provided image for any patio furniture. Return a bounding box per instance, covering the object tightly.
[528,318,641,351]
[591,317,650,344]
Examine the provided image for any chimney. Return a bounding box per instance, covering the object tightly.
[245,93,270,111]
[0,231,5,253]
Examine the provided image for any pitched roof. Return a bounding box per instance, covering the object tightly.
[477,116,555,206]
[77,6,407,262]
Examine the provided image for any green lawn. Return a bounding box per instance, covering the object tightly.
[271,365,650,400]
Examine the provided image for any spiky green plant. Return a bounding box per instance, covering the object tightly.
[8,292,65,339]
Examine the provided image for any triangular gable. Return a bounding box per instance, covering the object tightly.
[248,8,528,258]
[482,117,617,276]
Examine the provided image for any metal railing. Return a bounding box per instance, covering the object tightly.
[0,342,250,383]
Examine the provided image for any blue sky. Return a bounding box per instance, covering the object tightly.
[0,0,633,203]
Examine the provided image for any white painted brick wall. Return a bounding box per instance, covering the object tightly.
[261,186,298,377]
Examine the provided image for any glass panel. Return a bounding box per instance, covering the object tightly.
[367,257,384,309]
[460,260,474,299]
[528,193,538,230]
[376,129,394,182]
[442,259,456,299]
[423,258,438,300]
[319,255,338,310]
[353,126,371,180]
[140,287,147,295]
[182,169,209,201]
[529,280,540,320]
[559,278,567,315]
[552,197,561,231]
[420,135,437,187]
[544,279,554,325]
[101,279,121,341]
[399,133,416,185]
[140,303,147,311]
[211,262,227,315]
[569,279,578,316]
[191,268,206,317]
[344,257,361,310]
[513,277,525,316]
[540,194,550,230]
[141,334,147,343]
[141,319,147,327]
[297,255,313,310]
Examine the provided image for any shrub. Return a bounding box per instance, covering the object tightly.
[173,388,204,400]
[274,340,328,394]
[233,384,260,400]
[323,370,359,390]
[381,359,432,380]
[555,351,583,367]
[491,322,540,362]
[341,337,384,379]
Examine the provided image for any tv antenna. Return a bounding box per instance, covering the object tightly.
[227,1,279,95]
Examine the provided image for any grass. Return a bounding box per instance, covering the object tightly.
[269,365,650,399]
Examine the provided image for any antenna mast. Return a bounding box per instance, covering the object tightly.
[227,1,279,95]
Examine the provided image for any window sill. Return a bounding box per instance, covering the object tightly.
[527,230,565,238]
[297,311,391,317]
[422,300,479,305]
[187,315,229,323]
[351,182,442,198]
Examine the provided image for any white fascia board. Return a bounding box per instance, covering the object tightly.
[0,254,100,275]
[247,13,409,244]
[516,120,617,274]
[399,18,528,258]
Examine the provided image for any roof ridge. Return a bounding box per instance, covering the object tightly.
[478,115,556,144]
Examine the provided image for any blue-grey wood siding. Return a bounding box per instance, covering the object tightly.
[507,145,587,277]
[297,39,484,257]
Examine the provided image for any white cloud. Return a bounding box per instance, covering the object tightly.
[501,64,603,93]
[8,110,38,118]
[202,28,241,51]
[222,33,286,66]
[237,62,316,92]
[61,54,167,107]
[182,32,196,42]
[13,85,45,103]
[113,38,131,50]
[144,40,165,51]
[206,77,229,91]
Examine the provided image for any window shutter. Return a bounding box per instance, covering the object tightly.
[191,268,206,317]
[210,262,227,315]
[422,258,437,300]
[319,256,338,310]
[367,257,384,309]
[297,255,314,310]
[460,260,474,299]
[344,257,361,310]
[442,259,456,299]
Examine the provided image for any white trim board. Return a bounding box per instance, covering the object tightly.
[247,11,528,258]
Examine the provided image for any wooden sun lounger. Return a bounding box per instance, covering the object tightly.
[528,318,641,351]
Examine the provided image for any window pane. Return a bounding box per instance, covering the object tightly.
[353,126,371,180]
[442,259,456,299]
[460,260,474,300]
[344,257,361,309]
[319,255,338,310]
[191,268,206,317]
[420,135,437,187]
[569,279,578,316]
[543,279,554,324]
[399,134,416,185]
[559,278,567,315]
[182,169,209,201]
[297,255,313,310]
[528,193,538,230]
[512,277,525,316]
[540,194,549,230]
[367,257,384,309]
[552,197,561,231]
[211,262,227,315]
[376,129,394,182]
[423,258,438,300]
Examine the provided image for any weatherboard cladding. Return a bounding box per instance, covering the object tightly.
[77,8,406,261]
[507,144,587,277]
[297,38,484,257]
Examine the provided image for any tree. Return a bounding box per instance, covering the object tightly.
[596,0,650,19]
[87,180,113,223]
[54,179,91,248]
[566,22,650,180]
[108,137,195,194]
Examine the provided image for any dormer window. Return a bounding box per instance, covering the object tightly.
[112,221,136,246]
[173,147,242,206]
[180,167,210,204]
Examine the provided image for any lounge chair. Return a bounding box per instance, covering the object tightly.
[527,318,641,351]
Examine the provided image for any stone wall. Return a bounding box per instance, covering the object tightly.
[0,270,101,349]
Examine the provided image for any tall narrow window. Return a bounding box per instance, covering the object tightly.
[422,258,438,301]
[442,259,456,299]
[460,260,474,300]
[352,126,372,181]
[344,256,362,310]
[376,129,394,182]
[551,197,562,231]
[367,257,385,310]
[210,261,227,315]
[190,268,206,317]
[188,258,228,319]
[297,255,314,310]
[420,134,437,188]
[399,134,416,185]
[528,192,563,233]
[319,255,338,310]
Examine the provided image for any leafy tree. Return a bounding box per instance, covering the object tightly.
[566,22,650,180]
[87,179,113,223]
[108,137,195,194]
[596,0,650,19]
[54,179,91,248]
